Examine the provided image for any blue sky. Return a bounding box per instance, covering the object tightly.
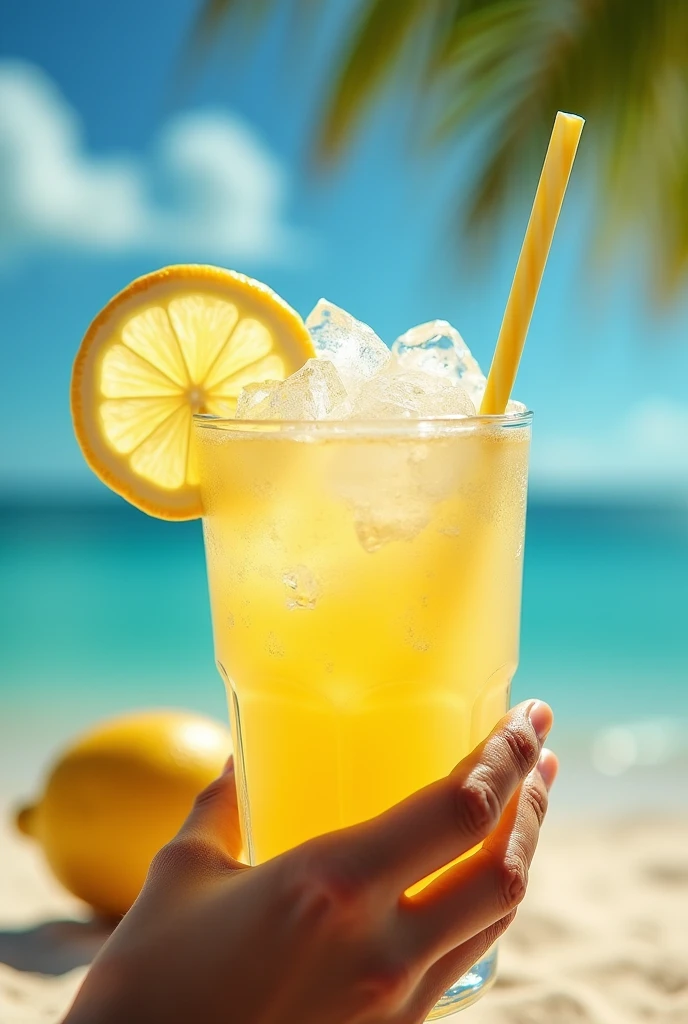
[2,0,688,500]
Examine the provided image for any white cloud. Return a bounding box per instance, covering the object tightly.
[531,397,688,498]
[0,60,305,265]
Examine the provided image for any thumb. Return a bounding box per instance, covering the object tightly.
[178,756,244,864]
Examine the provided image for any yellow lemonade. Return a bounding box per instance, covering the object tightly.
[70,108,582,1016]
[195,416,530,866]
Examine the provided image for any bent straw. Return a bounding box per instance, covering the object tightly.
[480,112,585,415]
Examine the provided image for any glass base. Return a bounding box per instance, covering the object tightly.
[425,945,498,1020]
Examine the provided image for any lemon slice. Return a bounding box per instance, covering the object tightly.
[71,265,314,520]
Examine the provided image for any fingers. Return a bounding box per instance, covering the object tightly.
[537,748,558,789]
[345,701,552,895]
[413,912,515,1019]
[144,757,242,895]
[164,756,244,868]
[402,748,557,964]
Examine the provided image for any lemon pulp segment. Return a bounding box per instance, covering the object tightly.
[71,265,313,519]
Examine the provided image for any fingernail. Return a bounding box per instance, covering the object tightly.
[528,701,553,743]
[538,749,558,790]
[222,754,234,776]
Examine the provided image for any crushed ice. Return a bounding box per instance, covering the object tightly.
[234,299,526,552]
[235,299,527,421]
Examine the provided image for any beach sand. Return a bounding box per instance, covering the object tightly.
[1,810,686,1024]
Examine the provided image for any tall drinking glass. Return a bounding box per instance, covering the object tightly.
[194,412,532,1018]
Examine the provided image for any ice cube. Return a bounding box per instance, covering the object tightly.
[391,320,486,406]
[306,299,391,386]
[350,369,475,419]
[235,380,281,419]
[235,359,347,421]
[271,359,348,420]
[506,399,527,414]
[282,565,319,610]
[352,504,431,553]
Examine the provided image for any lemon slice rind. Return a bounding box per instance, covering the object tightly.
[71,265,314,520]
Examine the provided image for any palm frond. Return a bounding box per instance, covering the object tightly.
[190,0,281,55]
[416,0,688,298]
[194,0,688,301]
[314,0,440,164]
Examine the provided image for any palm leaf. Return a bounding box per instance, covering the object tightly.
[190,0,322,53]
[191,0,277,46]
[194,0,688,301]
[314,0,441,164]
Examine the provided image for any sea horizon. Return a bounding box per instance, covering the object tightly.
[2,491,687,817]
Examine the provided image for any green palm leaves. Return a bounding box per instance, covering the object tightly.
[196,0,688,301]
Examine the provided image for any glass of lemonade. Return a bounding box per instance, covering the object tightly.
[194,408,531,1017]
[69,109,578,1019]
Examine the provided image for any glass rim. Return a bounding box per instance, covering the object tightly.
[193,409,533,437]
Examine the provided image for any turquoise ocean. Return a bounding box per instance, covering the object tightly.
[2,497,687,815]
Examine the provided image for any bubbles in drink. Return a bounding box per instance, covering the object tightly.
[266,631,285,657]
[305,299,391,387]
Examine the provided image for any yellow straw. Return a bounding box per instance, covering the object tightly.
[480,111,585,415]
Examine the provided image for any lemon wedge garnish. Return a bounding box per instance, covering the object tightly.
[71,265,314,519]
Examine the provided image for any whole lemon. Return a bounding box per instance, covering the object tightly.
[15,710,235,916]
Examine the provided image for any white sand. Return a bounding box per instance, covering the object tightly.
[1,811,687,1023]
